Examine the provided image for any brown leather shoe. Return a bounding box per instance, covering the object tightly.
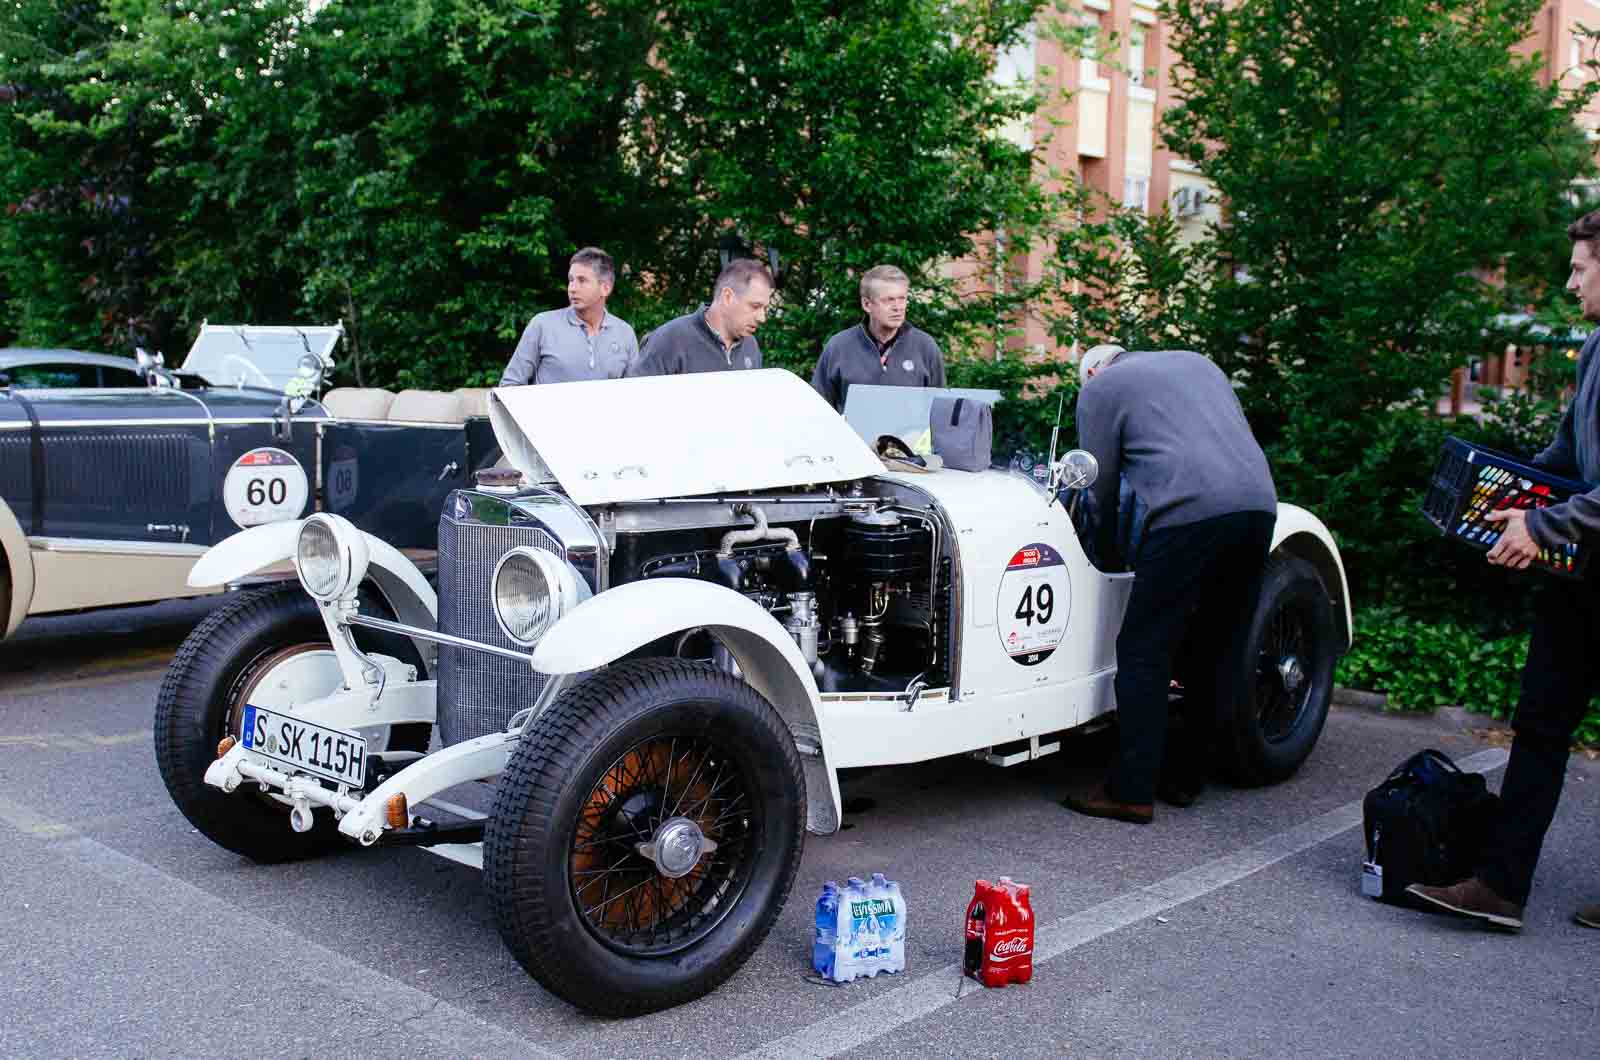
[1061,784,1154,825]
[1574,903,1600,929]
[1406,877,1524,931]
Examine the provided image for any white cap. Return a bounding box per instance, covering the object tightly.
[1079,343,1126,384]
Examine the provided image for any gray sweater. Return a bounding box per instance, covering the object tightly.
[1527,329,1600,549]
[811,322,945,411]
[1076,349,1276,565]
[628,307,762,377]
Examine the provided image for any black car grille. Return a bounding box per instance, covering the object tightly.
[436,513,558,746]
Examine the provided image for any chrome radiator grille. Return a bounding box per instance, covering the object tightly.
[436,513,558,746]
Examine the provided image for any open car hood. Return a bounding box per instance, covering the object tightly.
[180,324,343,392]
[488,369,884,505]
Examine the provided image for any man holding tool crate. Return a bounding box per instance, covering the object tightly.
[1407,209,1600,931]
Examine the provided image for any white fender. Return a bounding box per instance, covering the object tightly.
[186,520,303,589]
[1272,502,1353,651]
[0,498,35,637]
[533,577,844,836]
[186,520,438,633]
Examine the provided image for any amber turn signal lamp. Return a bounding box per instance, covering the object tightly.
[216,735,236,758]
[385,794,409,830]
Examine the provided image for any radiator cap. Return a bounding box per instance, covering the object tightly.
[474,467,524,493]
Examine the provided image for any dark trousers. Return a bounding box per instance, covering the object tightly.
[1108,510,1276,806]
[1476,580,1598,906]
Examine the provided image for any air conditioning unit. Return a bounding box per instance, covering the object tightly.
[1174,187,1207,219]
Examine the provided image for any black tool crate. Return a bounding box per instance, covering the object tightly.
[1421,436,1589,579]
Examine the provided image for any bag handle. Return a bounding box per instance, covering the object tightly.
[951,398,964,427]
[1386,748,1463,784]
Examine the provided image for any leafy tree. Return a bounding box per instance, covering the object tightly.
[634,0,1060,368]
[1161,0,1600,606]
[0,0,172,351]
[1047,200,1211,354]
[291,0,663,387]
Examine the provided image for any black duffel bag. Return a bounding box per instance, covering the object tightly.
[1361,749,1500,903]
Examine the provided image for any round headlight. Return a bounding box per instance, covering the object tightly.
[493,547,579,646]
[296,514,369,601]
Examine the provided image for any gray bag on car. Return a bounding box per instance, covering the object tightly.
[930,396,993,472]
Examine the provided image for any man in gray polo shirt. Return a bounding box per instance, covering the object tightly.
[811,264,946,412]
[1062,344,1277,826]
[500,246,639,385]
[628,258,772,376]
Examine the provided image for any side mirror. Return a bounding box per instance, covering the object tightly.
[135,347,173,388]
[1051,449,1099,491]
[296,351,327,395]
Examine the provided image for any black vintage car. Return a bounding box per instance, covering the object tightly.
[0,324,499,637]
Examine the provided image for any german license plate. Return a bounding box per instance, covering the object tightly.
[240,705,366,788]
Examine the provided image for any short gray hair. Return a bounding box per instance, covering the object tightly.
[1079,343,1125,383]
[714,258,775,300]
[860,264,909,301]
[570,247,615,286]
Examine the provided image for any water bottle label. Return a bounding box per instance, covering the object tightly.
[850,898,896,918]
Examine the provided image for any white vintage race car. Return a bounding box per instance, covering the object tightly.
[154,370,1350,1017]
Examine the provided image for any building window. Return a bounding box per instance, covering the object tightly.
[1129,28,1147,87]
[995,24,1036,89]
[1122,175,1149,213]
[1080,13,1106,87]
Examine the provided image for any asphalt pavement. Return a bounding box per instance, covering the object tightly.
[0,599,1594,1059]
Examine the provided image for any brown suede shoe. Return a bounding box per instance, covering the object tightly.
[1574,903,1600,929]
[1061,784,1154,825]
[1406,877,1524,931]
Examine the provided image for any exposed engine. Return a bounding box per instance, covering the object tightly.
[612,495,951,694]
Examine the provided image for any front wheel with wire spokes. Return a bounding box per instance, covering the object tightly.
[484,658,805,1017]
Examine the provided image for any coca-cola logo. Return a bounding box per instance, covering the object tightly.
[988,935,1031,961]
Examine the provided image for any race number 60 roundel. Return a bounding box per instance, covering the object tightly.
[997,542,1070,666]
[223,447,309,528]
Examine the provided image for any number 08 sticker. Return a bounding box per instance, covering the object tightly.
[224,447,309,528]
[998,543,1070,666]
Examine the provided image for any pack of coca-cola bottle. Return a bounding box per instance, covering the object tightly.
[963,876,1034,988]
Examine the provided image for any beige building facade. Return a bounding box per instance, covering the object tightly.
[990,0,1600,365]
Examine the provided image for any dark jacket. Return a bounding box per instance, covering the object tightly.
[1528,329,1600,549]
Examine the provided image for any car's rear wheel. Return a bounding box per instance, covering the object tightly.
[154,582,428,862]
[1218,555,1338,786]
[484,658,805,1017]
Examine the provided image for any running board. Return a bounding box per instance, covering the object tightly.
[970,734,1061,767]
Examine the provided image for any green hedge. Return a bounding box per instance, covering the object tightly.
[1336,606,1600,746]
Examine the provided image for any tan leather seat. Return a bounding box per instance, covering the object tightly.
[453,387,493,420]
[387,389,465,424]
[320,387,396,421]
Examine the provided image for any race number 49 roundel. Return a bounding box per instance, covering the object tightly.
[997,542,1070,666]
[223,447,309,528]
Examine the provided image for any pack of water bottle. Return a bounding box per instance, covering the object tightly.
[812,873,907,982]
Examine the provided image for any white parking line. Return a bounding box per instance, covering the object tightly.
[54,835,564,1060]
[738,747,1510,1060]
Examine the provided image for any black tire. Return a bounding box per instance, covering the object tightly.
[153,582,428,863]
[1218,554,1338,786]
[484,658,806,1018]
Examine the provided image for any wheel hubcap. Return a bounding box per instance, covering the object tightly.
[570,731,757,956]
[1277,655,1305,693]
[637,816,719,878]
[1256,598,1318,745]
